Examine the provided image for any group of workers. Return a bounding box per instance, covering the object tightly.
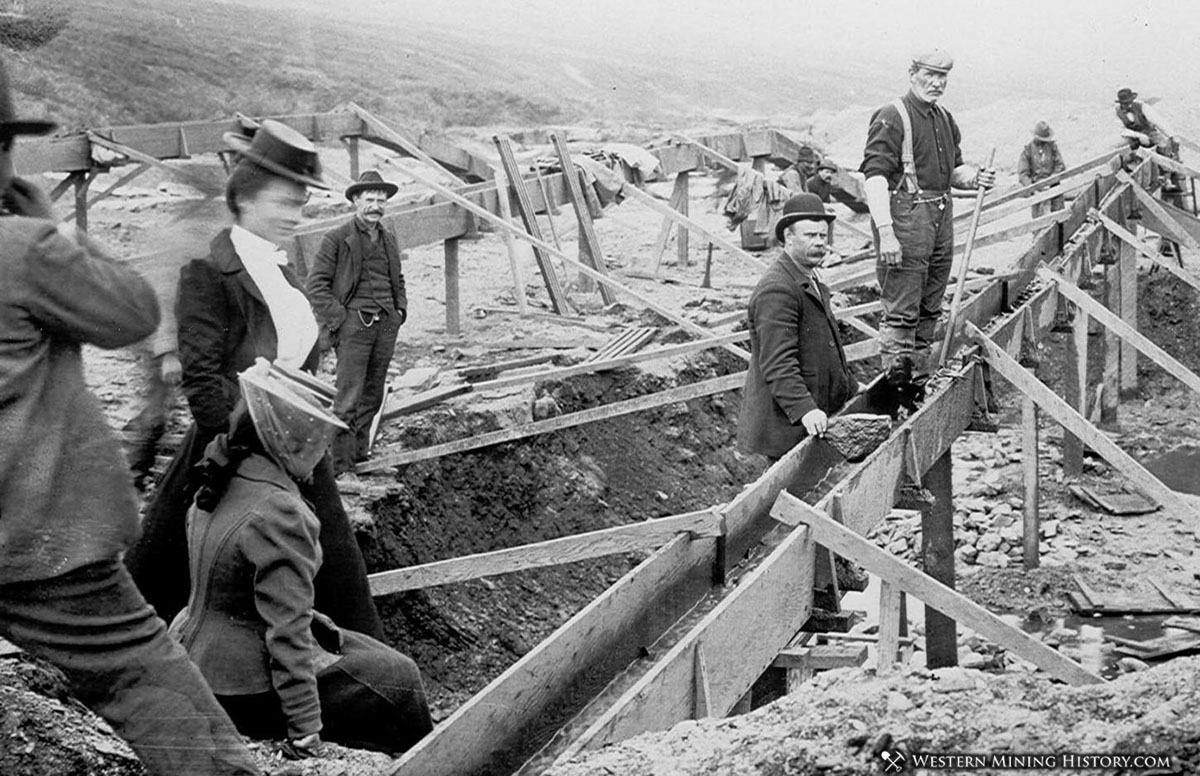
[739,51,1177,468]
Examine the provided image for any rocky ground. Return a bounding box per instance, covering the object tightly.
[6,140,1200,774]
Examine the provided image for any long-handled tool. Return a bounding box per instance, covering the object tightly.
[937,148,996,367]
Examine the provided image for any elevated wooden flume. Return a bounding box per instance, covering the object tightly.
[25,107,1200,773]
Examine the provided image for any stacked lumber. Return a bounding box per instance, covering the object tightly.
[584,328,657,364]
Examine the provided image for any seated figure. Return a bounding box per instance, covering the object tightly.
[170,359,433,757]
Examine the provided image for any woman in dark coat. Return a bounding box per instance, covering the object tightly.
[125,120,383,639]
[170,361,431,756]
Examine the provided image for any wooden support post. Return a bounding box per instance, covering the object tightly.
[877,579,901,673]
[549,133,614,303]
[73,169,94,233]
[922,451,957,668]
[693,644,712,719]
[493,168,529,315]
[444,238,460,336]
[676,171,691,267]
[1118,240,1138,395]
[649,172,687,274]
[346,135,360,181]
[1063,303,1089,477]
[1101,262,1121,427]
[48,173,76,203]
[702,242,714,289]
[1021,396,1040,569]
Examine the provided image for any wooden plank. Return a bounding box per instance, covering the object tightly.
[61,162,151,223]
[1123,172,1200,254]
[977,150,1118,212]
[495,134,572,314]
[1062,300,1088,478]
[676,171,691,267]
[693,645,712,718]
[877,580,902,673]
[493,167,531,314]
[388,155,751,360]
[558,513,816,756]
[964,173,1096,228]
[1040,267,1200,396]
[444,238,461,335]
[772,492,1105,686]
[1022,395,1040,569]
[550,132,616,304]
[922,451,957,668]
[379,383,472,421]
[1095,209,1200,293]
[458,354,559,382]
[368,509,721,595]
[1119,238,1138,393]
[583,162,768,272]
[362,372,745,471]
[389,532,716,776]
[968,321,1199,518]
[1137,147,1200,183]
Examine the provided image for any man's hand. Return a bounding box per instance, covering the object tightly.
[800,408,829,436]
[281,733,321,760]
[6,176,55,220]
[876,224,902,267]
[976,167,997,190]
[159,353,182,387]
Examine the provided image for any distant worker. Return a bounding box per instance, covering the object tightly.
[1115,87,1182,192]
[0,55,264,775]
[860,49,995,394]
[737,193,856,460]
[778,148,818,193]
[1017,121,1066,218]
[806,158,838,203]
[307,170,408,474]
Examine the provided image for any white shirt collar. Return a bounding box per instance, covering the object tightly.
[230,224,287,267]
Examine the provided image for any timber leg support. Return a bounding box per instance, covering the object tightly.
[444,238,461,336]
[922,451,957,668]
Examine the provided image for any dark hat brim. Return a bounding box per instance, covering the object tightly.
[222,131,329,190]
[345,180,399,202]
[0,119,56,137]
[775,210,834,243]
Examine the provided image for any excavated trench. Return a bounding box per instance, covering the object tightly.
[355,350,767,720]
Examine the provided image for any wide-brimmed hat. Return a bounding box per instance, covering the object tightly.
[238,359,347,480]
[223,119,328,190]
[1116,88,1137,104]
[775,192,834,242]
[345,169,398,202]
[911,48,954,74]
[817,158,838,173]
[0,56,54,139]
[1032,121,1054,142]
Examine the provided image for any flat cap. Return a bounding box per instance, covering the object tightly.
[911,48,954,74]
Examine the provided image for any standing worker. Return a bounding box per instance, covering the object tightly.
[0,56,267,775]
[1017,121,1066,218]
[860,49,995,393]
[307,170,408,474]
[737,193,856,460]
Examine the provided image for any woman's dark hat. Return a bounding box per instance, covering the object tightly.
[0,57,55,138]
[222,119,328,190]
[775,192,834,242]
[345,170,398,202]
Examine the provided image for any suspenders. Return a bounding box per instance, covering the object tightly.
[891,98,920,194]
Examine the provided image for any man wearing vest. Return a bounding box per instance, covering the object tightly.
[860,49,995,393]
[308,171,408,473]
[1115,87,1181,192]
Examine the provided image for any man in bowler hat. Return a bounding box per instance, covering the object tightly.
[737,193,856,460]
[307,170,408,473]
[0,56,266,774]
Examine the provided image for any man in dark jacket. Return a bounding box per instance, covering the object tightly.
[805,158,838,203]
[0,56,263,775]
[737,193,855,459]
[307,170,408,472]
[1017,121,1066,218]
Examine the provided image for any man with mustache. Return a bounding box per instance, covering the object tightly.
[737,193,855,460]
[307,170,408,473]
[860,49,995,396]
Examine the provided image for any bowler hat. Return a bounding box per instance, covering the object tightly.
[1032,121,1055,142]
[1116,88,1137,104]
[911,48,954,74]
[817,158,838,172]
[775,192,834,243]
[223,119,328,190]
[345,170,399,202]
[0,56,54,138]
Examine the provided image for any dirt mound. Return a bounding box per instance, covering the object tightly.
[547,658,1200,776]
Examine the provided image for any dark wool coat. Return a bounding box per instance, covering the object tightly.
[306,217,408,334]
[0,219,159,581]
[737,253,854,459]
